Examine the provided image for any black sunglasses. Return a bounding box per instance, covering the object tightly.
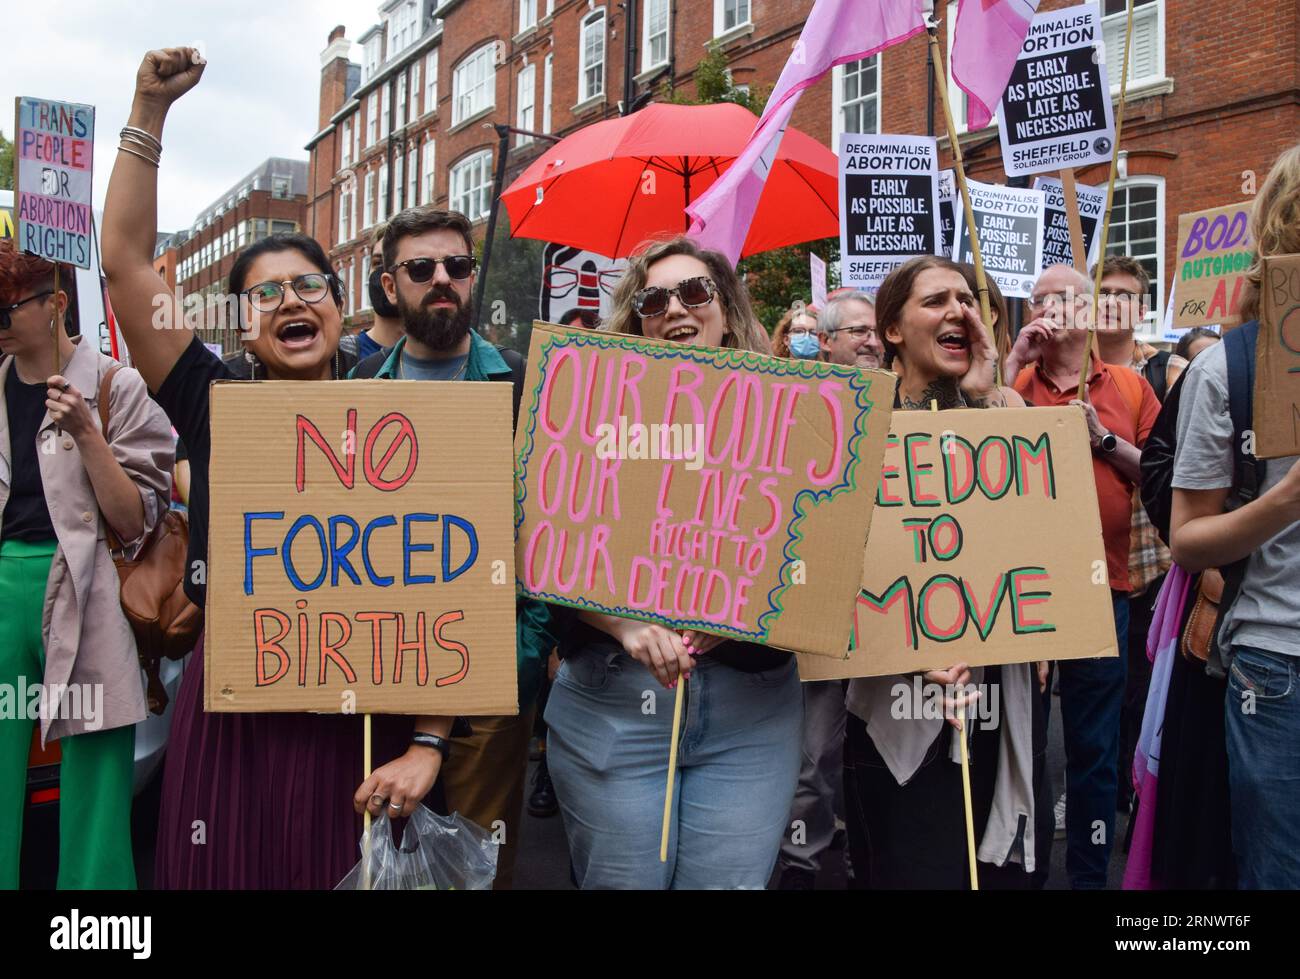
[0,290,54,329]
[393,255,477,282]
[632,276,718,318]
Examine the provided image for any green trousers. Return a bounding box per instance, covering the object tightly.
[0,538,136,889]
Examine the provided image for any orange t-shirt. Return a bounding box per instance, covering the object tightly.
[1013,356,1160,591]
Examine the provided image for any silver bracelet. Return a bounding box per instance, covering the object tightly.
[117,142,159,168]
[120,125,162,152]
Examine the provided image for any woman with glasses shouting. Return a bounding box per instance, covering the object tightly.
[541,236,805,889]
[0,241,173,889]
[101,48,455,889]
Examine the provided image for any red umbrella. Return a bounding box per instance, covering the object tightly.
[501,102,838,259]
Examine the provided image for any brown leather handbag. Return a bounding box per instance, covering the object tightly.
[98,365,204,713]
[1181,568,1225,663]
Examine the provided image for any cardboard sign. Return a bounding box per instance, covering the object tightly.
[839,134,942,289]
[539,242,626,323]
[13,97,95,269]
[1174,203,1253,330]
[938,169,957,258]
[952,181,1046,298]
[1034,175,1105,272]
[798,406,1117,680]
[810,252,828,310]
[205,381,519,715]
[1254,254,1300,460]
[996,3,1115,177]
[514,322,896,658]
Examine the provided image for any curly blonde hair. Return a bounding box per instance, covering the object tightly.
[602,236,771,354]
[1241,142,1300,321]
[771,302,818,358]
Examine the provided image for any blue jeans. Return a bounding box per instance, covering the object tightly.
[1225,645,1300,889]
[545,649,803,889]
[1056,591,1128,889]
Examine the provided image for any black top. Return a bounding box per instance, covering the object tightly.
[552,605,791,673]
[153,337,235,606]
[2,367,56,542]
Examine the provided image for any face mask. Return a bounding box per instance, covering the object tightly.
[789,332,821,359]
[368,268,399,319]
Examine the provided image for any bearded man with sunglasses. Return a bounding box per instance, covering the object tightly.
[351,207,550,889]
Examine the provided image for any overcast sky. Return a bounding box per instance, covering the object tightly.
[1,0,375,232]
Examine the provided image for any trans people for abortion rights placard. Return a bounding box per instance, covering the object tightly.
[514,323,896,659]
[14,97,95,269]
[1034,175,1105,271]
[996,2,1115,178]
[839,134,941,289]
[952,181,1046,299]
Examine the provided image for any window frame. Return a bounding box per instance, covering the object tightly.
[713,0,752,39]
[1101,0,1165,93]
[579,10,607,104]
[831,56,882,143]
[543,53,553,133]
[642,0,670,73]
[519,0,537,34]
[424,49,439,116]
[453,43,497,126]
[422,137,437,205]
[450,149,493,222]
[517,63,536,146]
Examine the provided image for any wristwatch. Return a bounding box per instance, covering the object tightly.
[1098,431,1118,454]
[411,732,451,759]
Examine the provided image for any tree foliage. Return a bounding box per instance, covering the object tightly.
[0,130,14,192]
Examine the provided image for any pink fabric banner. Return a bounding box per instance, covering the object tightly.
[685,0,929,264]
[951,0,1041,132]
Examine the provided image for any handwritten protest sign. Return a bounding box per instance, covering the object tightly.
[1174,203,1253,330]
[798,407,1117,679]
[206,382,518,714]
[514,323,896,658]
[938,169,957,259]
[1254,254,1300,460]
[1034,175,1104,272]
[952,181,1046,298]
[839,134,942,289]
[996,3,1115,178]
[13,97,95,269]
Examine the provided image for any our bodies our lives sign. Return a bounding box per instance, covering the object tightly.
[996,2,1114,177]
[205,382,518,715]
[839,134,942,289]
[798,407,1117,680]
[1255,254,1300,460]
[952,181,1046,298]
[514,323,896,658]
[1174,203,1253,330]
[14,97,95,269]
[1034,175,1105,271]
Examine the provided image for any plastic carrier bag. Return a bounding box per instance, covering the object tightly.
[336,805,498,890]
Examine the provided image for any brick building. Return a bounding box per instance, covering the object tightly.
[306,0,1300,339]
[158,157,309,350]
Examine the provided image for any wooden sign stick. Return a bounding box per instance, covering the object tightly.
[1078,0,1136,401]
[927,24,1002,387]
[957,704,980,890]
[1059,168,1089,276]
[659,678,686,863]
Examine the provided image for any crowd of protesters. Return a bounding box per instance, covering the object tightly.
[2,47,1296,892]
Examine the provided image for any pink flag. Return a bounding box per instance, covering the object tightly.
[686,0,929,265]
[951,0,1041,132]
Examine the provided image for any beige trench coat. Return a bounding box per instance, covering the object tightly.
[0,337,174,742]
